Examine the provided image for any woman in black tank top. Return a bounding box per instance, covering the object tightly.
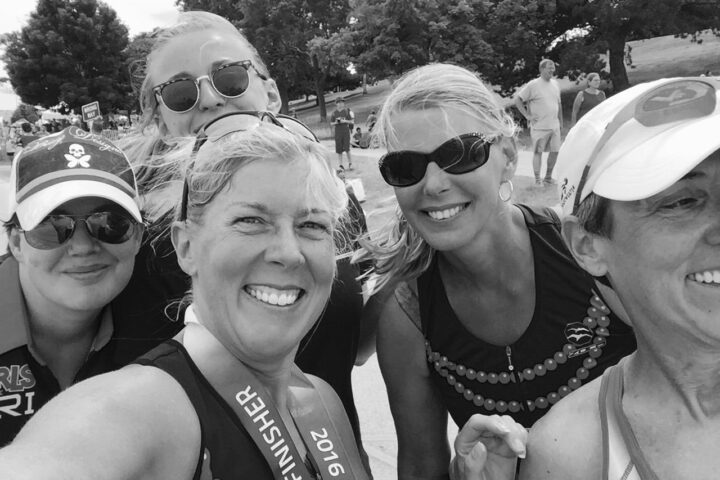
[357,63,635,478]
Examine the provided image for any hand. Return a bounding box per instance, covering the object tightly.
[450,414,527,480]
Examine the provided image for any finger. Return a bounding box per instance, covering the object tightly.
[452,440,489,480]
[455,414,526,458]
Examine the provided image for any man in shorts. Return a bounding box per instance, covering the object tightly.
[514,59,563,186]
[330,97,354,170]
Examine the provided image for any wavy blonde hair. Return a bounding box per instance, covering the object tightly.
[358,63,518,293]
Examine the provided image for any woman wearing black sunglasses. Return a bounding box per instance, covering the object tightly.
[0,123,371,479]
[0,128,146,444]
[358,63,636,478]
[118,10,376,472]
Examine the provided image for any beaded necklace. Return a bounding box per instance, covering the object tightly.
[425,291,611,415]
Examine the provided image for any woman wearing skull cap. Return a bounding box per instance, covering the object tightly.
[0,127,148,444]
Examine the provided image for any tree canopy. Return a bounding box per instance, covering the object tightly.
[1,0,132,113]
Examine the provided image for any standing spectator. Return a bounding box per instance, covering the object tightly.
[514,59,563,186]
[571,72,606,126]
[365,109,378,132]
[331,97,354,170]
[19,123,39,148]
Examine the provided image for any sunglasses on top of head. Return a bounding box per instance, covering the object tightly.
[152,60,267,114]
[572,77,719,214]
[16,212,142,250]
[378,133,495,187]
[179,111,319,221]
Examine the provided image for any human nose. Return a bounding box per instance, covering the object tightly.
[264,225,305,268]
[704,196,720,245]
[421,162,452,196]
[66,220,100,254]
[196,74,225,110]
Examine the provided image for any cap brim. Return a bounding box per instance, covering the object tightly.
[593,113,720,201]
[15,180,142,230]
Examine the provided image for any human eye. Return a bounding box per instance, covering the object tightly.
[298,219,332,239]
[232,216,267,232]
[658,195,702,211]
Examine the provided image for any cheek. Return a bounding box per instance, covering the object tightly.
[159,108,192,137]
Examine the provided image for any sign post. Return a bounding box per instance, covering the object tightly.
[81,101,101,123]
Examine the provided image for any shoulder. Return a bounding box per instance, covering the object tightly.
[519,377,603,480]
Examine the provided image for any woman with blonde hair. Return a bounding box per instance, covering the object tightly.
[360,63,635,478]
[116,12,376,462]
[0,118,370,479]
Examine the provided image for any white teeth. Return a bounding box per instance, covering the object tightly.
[427,205,463,220]
[690,270,720,284]
[246,286,301,306]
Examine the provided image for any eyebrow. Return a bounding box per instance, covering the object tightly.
[229,202,329,216]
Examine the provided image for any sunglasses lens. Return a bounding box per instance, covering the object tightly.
[212,64,250,97]
[380,152,429,187]
[86,212,136,244]
[24,216,75,249]
[441,136,490,174]
[161,80,199,112]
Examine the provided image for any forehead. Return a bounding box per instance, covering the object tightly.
[149,29,255,81]
[388,107,484,151]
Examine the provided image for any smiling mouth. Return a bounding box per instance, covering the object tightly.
[424,203,469,221]
[245,285,304,306]
[688,269,720,285]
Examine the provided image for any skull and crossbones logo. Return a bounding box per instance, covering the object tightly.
[64,144,91,168]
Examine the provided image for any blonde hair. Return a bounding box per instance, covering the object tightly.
[183,124,348,230]
[360,63,518,292]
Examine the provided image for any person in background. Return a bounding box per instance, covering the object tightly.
[365,109,378,132]
[330,97,355,170]
[18,123,39,148]
[352,126,363,148]
[514,59,563,186]
[358,63,635,479]
[570,72,606,126]
[0,128,151,444]
[118,10,377,469]
[0,120,371,479]
[453,76,720,480]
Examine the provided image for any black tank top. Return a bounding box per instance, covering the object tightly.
[418,205,636,427]
[136,340,276,479]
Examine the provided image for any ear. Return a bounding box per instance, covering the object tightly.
[7,227,25,263]
[171,220,197,277]
[499,138,518,181]
[263,78,282,114]
[561,215,609,278]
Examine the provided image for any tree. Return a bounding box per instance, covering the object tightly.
[557,0,720,92]
[11,104,40,124]
[124,32,157,114]
[1,0,132,113]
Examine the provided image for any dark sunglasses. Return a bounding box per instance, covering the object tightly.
[378,133,494,187]
[17,212,141,250]
[572,77,718,214]
[180,111,319,221]
[152,60,265,114]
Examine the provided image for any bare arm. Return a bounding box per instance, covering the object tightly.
[513,96,530,121]
[571,91,583,126]
[0,366,200,480]
[377,286,451,479]
[355,281,395,365]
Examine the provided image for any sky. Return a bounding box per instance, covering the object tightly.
[0,0,181,38]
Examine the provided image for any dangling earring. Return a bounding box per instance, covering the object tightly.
[498,180,514,202]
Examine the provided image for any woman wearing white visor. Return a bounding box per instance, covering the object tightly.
[452,76,720,480]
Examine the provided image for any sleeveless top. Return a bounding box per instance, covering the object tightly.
[599,362,660,480]
[135,340,319,480]
[417,205,637,427]
[576,89,606,121]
